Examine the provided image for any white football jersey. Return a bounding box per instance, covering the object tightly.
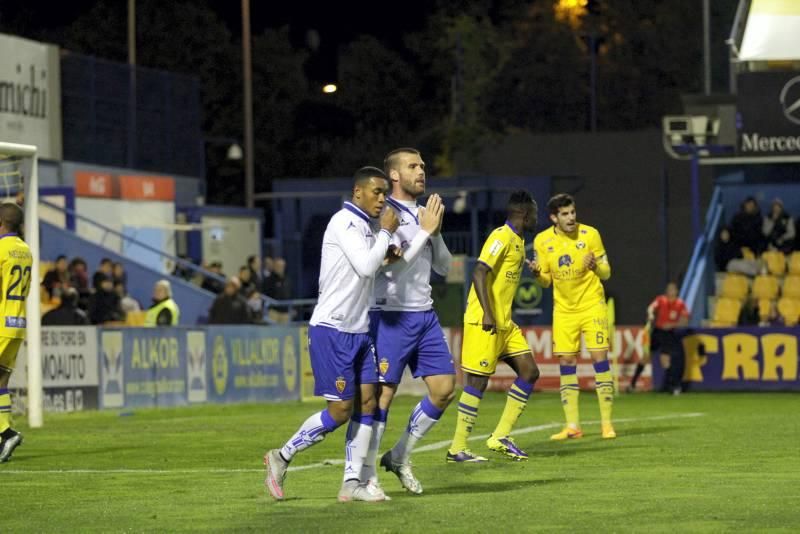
[310,202,391,333]
[374,197,452,312]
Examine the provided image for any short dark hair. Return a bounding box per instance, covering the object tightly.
[100,258,112,266]
[353,166,388,187]
[383,148,420,175]
[62,287,79,306]
[507,191,537,220]
[0,202,23,233]
[547,193,575,215]
[56,254,67,262]
[508,190,534,208]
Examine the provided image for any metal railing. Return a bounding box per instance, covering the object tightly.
[679,186,723,326]
[39,199,316,323]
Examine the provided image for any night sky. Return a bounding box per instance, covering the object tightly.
[0,0,435,81]
[0,0,434,46]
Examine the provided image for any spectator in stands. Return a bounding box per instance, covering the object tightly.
[238,265,257,297]
[42,287,90,326]
[763,198,795,254]
[93,258,114,291]
[264,257,292,324]
[245,286,265,323]
[208,277,252,324]
[68,257,91,310]
[730,197,766,255]
[112,262,127,287]
[248,255,263,291]
[201,261,225,294]
[261,256,274,292]
[88,275,124,324]
[42,255,70,300]
[68,257,89,293]
[714,226,742,272]
[172,254,195,281]
[145,280,180,326]
[114,282,141,314]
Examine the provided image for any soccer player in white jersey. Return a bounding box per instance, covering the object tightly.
[264,167,399,502]
[361,147,455,495]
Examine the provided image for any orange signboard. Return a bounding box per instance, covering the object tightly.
[75,171,114,198]
[119,175,175,201]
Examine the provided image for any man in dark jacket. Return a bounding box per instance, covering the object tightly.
[88,276,124,324]
[730,197,766,255]
[264,257,292,323]
[208,277,253,324]
[42,288,90,326]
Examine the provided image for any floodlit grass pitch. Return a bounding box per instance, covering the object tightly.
[5,392,800,532]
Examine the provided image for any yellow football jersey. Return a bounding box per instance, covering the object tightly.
[464,223,525,329]
[534,223,608,313]
[0,234,32,339]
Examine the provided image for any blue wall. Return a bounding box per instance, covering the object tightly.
[41,221,216,325]
[271,175,552,297]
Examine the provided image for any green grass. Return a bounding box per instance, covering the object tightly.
[4,392,800,532]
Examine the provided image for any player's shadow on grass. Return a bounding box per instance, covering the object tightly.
[529,444,643,457]
[429,478,567,495]
[614,425,685,437]
[15,444,148,461]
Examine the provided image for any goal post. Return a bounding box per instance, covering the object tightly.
[0,142,42,428]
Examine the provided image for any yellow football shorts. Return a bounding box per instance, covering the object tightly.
[461,322,530,376]
[553,301,609,355]
[0,337,24,373]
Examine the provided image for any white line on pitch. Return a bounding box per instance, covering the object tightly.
[0,412,704,475]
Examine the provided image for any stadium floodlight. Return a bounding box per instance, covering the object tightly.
[0,142,42,428]
[662,115,720,160]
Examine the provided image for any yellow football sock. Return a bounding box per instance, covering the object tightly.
[0,389,12,433]
[559,365,580,429]
[493,378,533,438]
[450,386,482,452]
[594,360,614,425]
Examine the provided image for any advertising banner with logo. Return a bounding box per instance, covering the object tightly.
[74,171,176,201]
[99,328,207,409]
[512,276,553,326]
[665,327,800,391]
[10,326,99,413]
[438,325,650,392]
[738,72,800,155]
[206,326,300,403]
[0,33,62,159]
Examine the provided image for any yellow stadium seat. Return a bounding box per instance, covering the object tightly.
[789,252,800,275]
[711,297,742,327]
[125,311,147,327]
[741,247,756,260]
[761,250,786,276]
[39,261,55,282]
[40,301,58,317]
[719,274,749,300]
[752,275,779,300]
[783,275,800,299]
[758,299,774,322]
[777,298,800,327]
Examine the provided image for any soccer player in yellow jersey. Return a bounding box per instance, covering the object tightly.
[531,193,615,440]
[0,203,32,461]
[447,191,541,462]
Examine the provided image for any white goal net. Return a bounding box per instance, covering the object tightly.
[0,142,42,428]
